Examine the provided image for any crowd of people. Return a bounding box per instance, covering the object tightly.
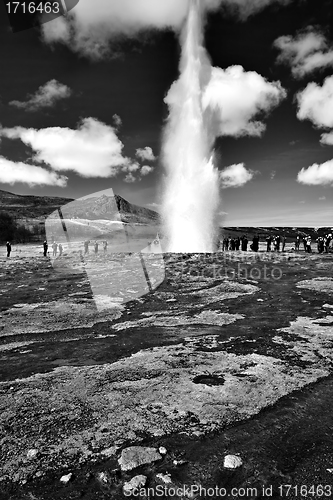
[4,232,333,257]
[46,239,109,257]
[220,232,333,253]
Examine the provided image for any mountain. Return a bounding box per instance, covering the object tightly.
[0,189,160,225]
[0,189,73,219]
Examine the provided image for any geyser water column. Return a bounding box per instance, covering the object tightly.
[161,0,220,253]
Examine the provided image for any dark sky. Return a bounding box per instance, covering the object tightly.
[0,0,332,226]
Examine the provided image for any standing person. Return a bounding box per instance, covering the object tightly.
[306,236,312,253]
[324,235,331,253]
[103,240,108,253]
[52,241,58,257]
[84,241,89,254]
[58,243,63,256]
[252,234,259,252]
[295,235,300,251]
[266,235,272,252]
[282,236,286,252]
[94,241,99,254]
[235,237,240,251]
[317,237,324,253]
[275,234,281,252]
[43,240,48,257]
[6,241,11,258]
[302,237,307,252]
[225,237,230,251]
[241,235,248,251]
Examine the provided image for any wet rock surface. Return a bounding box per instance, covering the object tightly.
[1,251,333,498]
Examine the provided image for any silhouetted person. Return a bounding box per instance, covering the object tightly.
[52,241,58,257]
[252,235,259,252]
[241,235,248,251]
[6,241,11,258]
[84,241,89,254]
[58,243,63,256]
[317,237,324,253]
[230,238,236,251]
[302,237,307,251]
[295,236,300,251]
[266,235,272,252]
[43,241,48,257]
[275,235,281,252]
[225,237,229,251]
[282,236,286,252]
[103,240,108,253]
[235,237,240,251]
[94,241,98,254]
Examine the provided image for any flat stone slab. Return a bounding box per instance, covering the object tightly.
[118,446,162,471]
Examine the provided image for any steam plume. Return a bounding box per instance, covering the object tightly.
[161,0,220,253]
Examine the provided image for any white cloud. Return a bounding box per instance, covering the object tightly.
[296,76,333,143]
[274,29,333,78]
[320,131,333,145]
[219,163,255,188]
[297,160,333,186]
[140,165,154,176]
[1,118,132,178]
[41,15,71,45]
[41,0,295,59]
[113,114,122,128]
[319,196,326,200]
[9,80,72,112]
[124,173,136,183]
[202,66,286,137]
[136,147,156,162]
[270,170,276,180]
[122,162,140,173]
[0,156,67,187]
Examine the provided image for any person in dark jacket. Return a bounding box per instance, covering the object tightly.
[43,241,48,257]
[266,235,272,252]
[295,236,300,251]
[252,235,259,252]
[282,236,286,252]
[235,237,240,251]
[6,241,11,258]
[241,235,248,251]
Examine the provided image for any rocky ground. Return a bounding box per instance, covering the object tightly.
[0,248,333,499]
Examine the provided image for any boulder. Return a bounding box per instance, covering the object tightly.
[118,446,162,471]
[223,455,243,469]
[123,475,147,494]
[60,473,73,484]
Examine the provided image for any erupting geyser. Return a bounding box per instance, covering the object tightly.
[161,0,220,253]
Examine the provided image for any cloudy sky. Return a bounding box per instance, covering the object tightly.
[0,0,332,226]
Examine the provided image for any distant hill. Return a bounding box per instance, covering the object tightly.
[0,189,330,237]
[0,189,160,225]
[0,189,73,219]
